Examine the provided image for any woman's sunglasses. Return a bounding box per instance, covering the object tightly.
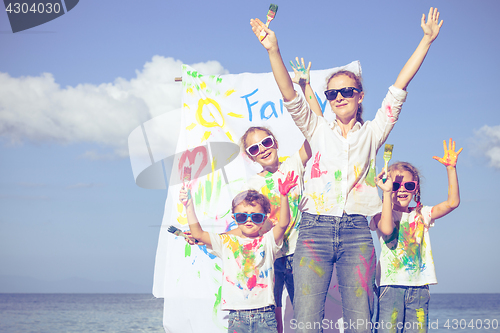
[233,213,266,224]
[324,87,361,101]
[392,181,418,192]
[246,136,275,157]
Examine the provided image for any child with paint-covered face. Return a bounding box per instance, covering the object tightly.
[180,172,297,333]
[251,7,443,333]
[370,139,461,333]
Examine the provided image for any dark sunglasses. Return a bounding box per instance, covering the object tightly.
[324,87,361,101]
[233,213,266,224]
[392,181,418,192]
[246,136,275,157]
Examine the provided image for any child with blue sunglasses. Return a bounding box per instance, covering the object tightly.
[180,172,297,333]
[371,139,462,332]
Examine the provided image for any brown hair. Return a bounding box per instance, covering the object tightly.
[231,189,271,215]
[326,70,364,125]
[239,126,278,159]
[388,161,423,218]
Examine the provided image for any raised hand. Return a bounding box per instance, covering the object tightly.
[290,57,311,86]
[375,170,393,193]
[433,138,462,167]
[250,18,277,51]
[421,7,443,42]
[278,171,298,196]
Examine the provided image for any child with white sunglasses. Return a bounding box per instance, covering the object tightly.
[371,139,462,333]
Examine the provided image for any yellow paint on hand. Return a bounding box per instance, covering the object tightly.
[186,123,197,130]
[227,112,244,118]
[224,89,236,97]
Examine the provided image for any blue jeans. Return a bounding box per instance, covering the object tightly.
[292,213,376,333]
[376,285,430,333]
[274,254,294,307]
[228,306,278,333]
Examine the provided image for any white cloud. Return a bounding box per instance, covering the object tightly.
[0,56,229,157]
[473,125,500,169]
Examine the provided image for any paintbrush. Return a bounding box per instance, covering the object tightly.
[382,144,394,183]
[259,4,278,41]
[168,225,198,244]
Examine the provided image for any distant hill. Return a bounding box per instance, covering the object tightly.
[0,275,151,294]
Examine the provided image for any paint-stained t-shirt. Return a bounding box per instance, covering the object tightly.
[242,152,304,258]
[284,86,407,217]
[209,230,281,311]
[370,206,437,286]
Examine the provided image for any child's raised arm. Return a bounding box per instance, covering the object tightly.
[430,138,462,220]
[394,7,443,90]
[373,170,396,235]
[273,171,298,244]
[250,18,297,102]
[290,57,322,165]
[179,185,212,246]
[290,57,323,117]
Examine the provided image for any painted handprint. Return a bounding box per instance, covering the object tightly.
[290,57,311,86]
[278,171,298,196]
[432,138,462,167]
[311,152,328,179]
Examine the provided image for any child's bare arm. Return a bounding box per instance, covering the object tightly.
[290,57,323,117]
[179,185,212,246]
[273,172,298,244]
[394,7,443,90]
[374,170,395,235]
[431,139,461,219]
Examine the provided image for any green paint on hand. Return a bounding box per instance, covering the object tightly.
[184,243,191,257]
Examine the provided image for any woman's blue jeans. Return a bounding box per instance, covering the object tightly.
[292,212,376,333]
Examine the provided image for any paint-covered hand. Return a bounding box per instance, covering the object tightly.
[421,7,443,42]
[433,138,462,167]
[290,57,311,86]
[375,170,393,192]
[184,230,203,246]
[250,18,277,51]
[179,185,192,206]
[278,171,298,196]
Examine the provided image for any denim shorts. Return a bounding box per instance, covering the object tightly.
[376,285,430,333]
[228,305,278,333]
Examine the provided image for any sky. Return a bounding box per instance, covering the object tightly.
[1,0,499,294]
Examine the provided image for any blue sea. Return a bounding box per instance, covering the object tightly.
[0,293,498,332]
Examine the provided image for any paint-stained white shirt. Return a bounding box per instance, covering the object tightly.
[242,152,304,258]
[370,206,437,286]
[284,86,407,217]
[209,230,281,311]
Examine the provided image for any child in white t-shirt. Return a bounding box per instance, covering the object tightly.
[180,172,298,333]
[370,139,462,333]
